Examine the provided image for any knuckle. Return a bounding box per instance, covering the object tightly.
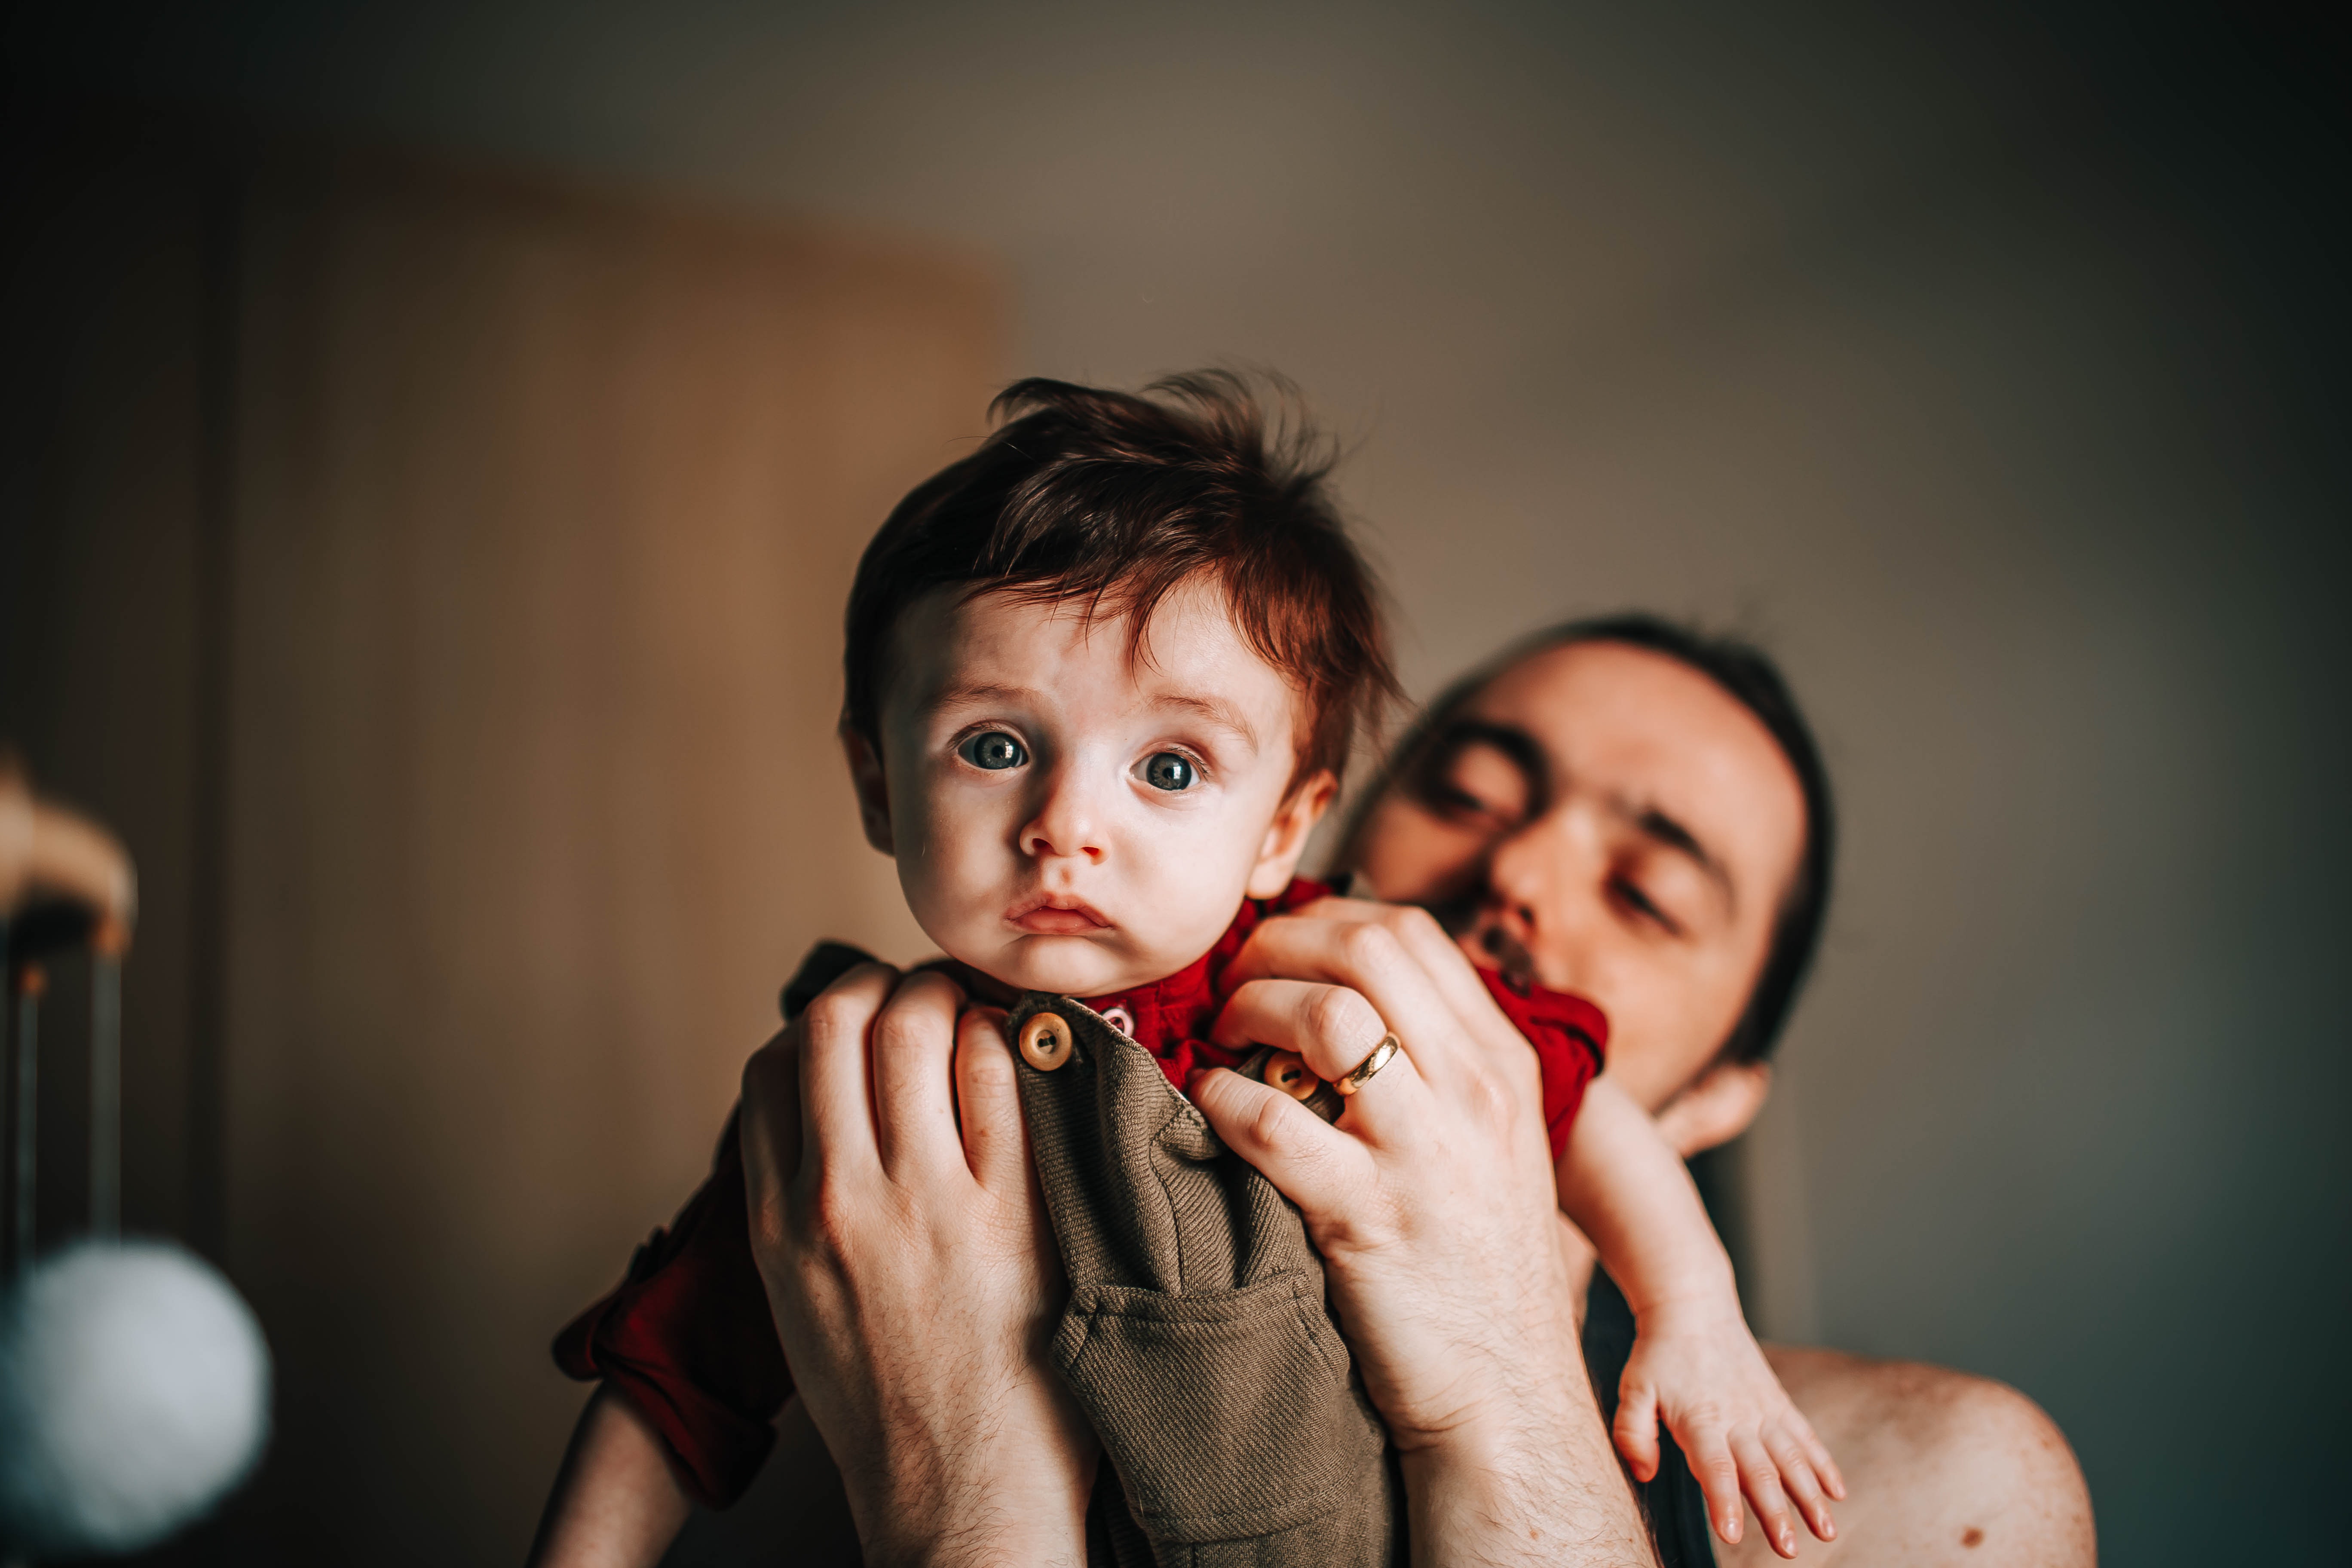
[1337,920,1399,972]
[1461,1071,1524,1136]
[1307,985,1380,1050]
[1683,1401,1729,1436]
[747,1191,790,1260]
[1392,904,1448,947]
[803,1178,863,1256]
[871,998,927,1053]
[802,988,862,1038]
[959,1032,1014,1092]
[1247,1090,1301,1155]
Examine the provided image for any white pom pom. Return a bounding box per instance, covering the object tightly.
[0,1238,272,1556]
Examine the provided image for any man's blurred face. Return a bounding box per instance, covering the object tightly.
[1351,641,1806,1112]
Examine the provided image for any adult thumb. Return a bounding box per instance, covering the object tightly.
[1188,1066,1372,1227]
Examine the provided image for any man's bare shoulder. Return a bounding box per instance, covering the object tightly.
[1708,1346,2094,1568]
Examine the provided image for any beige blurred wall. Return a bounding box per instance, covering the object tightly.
[4,131,996,1562]
[218,151,990,1557]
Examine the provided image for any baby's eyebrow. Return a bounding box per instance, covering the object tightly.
[924,680,1259,748]
[926,680,1039,711]
[1151,692,1259,747]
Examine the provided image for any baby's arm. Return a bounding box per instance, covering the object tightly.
[527,1386,693,1568]
[1557,1077,1845,1558]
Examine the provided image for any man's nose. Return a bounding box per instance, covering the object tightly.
[1020,764,1108,866]
[1488,803,1600,947]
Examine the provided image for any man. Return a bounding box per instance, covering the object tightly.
[1340,615,2094,1565]
[547,614,2093,1567]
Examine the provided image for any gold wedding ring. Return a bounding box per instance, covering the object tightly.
[1333,1032,1401,1096]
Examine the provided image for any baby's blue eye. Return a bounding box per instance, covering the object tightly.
[1140,752,1197,792]
[959,732,1027,771]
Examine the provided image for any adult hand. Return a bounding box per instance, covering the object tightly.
[738,964,1096,1568]
[1191,899,1655,1567]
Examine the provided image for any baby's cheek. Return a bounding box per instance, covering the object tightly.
[1127,821,1262,956]
[894,806,992,936]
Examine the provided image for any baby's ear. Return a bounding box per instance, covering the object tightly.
[1244,769,1338,898]
[840,726,896,856]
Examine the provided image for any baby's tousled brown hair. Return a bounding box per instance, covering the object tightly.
[842,371,1398,787]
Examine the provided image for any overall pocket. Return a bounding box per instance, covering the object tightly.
[1054,1270,1388,1549]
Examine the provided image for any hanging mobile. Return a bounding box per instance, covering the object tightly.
[0,759,272,1559]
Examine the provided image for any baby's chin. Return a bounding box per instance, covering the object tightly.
[950,931,1197,999]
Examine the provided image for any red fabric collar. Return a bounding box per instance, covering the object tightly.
[1075,878,1608,1108]
[1069,876,1331,1077]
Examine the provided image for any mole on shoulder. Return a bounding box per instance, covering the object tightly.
[1961,1526,1985,1548]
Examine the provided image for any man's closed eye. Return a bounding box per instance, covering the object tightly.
[1611,875,1683,936]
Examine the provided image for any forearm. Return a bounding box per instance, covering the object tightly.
[1556,1077,1735,1317]
[854,1457,1090,1568]
[1396,1213,1653,1566]
[836,1377,1091,1568]
[1404,1391,1657,1567]
[527,1385,693,1568]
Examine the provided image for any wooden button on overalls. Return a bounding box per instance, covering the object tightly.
[1264,1050,1321,1101]
[1019,1010,1074,1071]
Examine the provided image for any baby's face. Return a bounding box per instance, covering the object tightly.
[854,578,1330,996]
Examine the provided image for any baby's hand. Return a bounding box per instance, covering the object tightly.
[1616,1296,1846,1557]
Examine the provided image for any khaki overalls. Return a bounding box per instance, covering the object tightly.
[1006,992,1403,1567]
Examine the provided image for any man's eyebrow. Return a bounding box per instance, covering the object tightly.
[1631,803,1735,909]
[1423,721,1550,814]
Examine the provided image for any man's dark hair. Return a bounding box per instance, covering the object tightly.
[842,371,1398,786]
[1345,613,1836,1065]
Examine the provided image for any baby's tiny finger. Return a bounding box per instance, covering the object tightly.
[1687,1429,1745,1546]
[1766,1427,1836,1542]
[1612,1381,1662,1484]
[1802,1422,1848,1501]
[1732,1430,1798,1559]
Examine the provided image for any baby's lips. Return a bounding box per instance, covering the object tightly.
[1004,893,1115,934]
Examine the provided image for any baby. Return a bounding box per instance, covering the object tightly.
[541,373,1839,1562]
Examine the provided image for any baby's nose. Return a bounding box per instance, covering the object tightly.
[1021,777,1108,863]
[1023,824,1106,863]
